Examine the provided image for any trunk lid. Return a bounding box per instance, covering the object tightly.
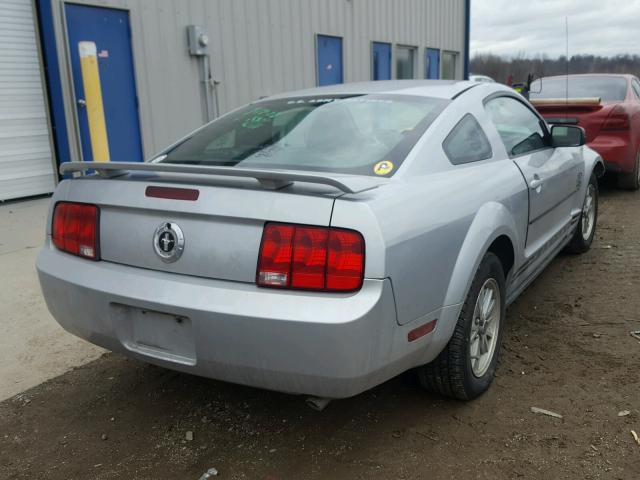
[60,173,344,283]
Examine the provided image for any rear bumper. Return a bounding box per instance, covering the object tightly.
[588,133,635,173]
[37,244,457,398]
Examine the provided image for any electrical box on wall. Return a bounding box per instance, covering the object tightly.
[187,25,209,56]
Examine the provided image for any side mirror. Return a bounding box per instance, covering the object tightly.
[550,125,586,148]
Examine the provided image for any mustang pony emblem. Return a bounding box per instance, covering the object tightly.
[153,222,185,262]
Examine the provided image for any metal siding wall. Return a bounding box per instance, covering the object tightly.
[47,0,466,162]
[0,0,55,201]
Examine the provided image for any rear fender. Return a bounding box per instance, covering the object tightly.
[442,202,520,318]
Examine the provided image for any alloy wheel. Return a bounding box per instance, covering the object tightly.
[581,183,596,241]
[469,278,501,377]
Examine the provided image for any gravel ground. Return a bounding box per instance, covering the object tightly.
[1,183,639,479]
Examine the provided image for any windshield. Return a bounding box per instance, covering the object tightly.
[162,94,448,177]
[530,76,628,102]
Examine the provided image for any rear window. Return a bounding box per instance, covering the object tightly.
[530,76,628,102]
[162,94,448,177]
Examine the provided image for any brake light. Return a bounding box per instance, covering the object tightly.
[52,202,99,260]
[257,223,364,292]
[602,104,630,130]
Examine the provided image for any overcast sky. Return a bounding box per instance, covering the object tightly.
[471,0,640,58]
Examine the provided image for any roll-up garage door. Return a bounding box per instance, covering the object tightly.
[0,0,55,201]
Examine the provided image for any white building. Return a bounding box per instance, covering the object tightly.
[0,0,470,201]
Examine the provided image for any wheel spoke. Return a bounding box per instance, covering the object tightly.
[477,289,487,319]
[479,335,487,355]
[484,298,496,322]
[483,289,494,318]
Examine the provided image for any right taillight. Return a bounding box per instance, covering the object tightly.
[257,223,364,292]
[602,104,630,130]
[52,202,99,260]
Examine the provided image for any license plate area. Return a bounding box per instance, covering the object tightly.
[111,303,196,365]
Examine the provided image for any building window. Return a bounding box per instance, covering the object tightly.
[396,45,416,79]
[372,42,391,80]
[441,51,458,80]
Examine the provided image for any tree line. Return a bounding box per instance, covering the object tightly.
[470,53,640,84]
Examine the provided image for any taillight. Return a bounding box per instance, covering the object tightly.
[602,104,630,130]
[52,202,99,260]
[257,223,364,292]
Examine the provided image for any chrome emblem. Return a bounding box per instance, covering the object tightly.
[153,222,184,263]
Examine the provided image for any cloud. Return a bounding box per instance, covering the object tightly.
[471,0,640,58]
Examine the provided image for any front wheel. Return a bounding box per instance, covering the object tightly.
[565,172,598,254]
[417,252,505,400]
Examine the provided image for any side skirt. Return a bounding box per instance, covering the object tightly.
[505,213,581,306]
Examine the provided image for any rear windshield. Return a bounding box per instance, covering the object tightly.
[530,76,628,102]
[162,94,448,177]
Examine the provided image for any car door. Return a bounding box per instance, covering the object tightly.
[484,95,582,255]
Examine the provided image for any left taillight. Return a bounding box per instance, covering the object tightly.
[602,104,631,131]
[257,222,365,292]
[52,202,99,260]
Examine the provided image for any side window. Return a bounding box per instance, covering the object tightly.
[485,96,548,156]
[632,79,640,99]
[443,114,493,165]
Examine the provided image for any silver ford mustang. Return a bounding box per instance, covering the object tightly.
[37,80,604,403]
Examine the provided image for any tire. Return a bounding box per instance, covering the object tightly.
[417,252,505,400]
[565,172,598,254]
[617,150,640,190]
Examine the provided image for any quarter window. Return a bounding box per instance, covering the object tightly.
[485,97,548,156]
[443,114,492,165]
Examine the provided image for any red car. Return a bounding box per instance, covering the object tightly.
[530,74,640,190]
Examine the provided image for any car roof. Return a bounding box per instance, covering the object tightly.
[264,80,480,100]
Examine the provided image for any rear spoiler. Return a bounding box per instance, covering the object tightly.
[530,97,601,107]
[59,161,382,195]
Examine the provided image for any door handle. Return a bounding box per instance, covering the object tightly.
[530,177,543,191]
[77,98,86,107]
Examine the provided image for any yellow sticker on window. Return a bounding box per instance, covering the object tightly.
[373,160,394,175]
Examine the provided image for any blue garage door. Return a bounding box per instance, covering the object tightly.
[316,35,343,86]
[65,4,143,162]
[426,48,440,79]
[372,42,391,80]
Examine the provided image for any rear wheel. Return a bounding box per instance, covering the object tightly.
[417,252,505,400]
[565,172,598,254]
[617,150,640,190]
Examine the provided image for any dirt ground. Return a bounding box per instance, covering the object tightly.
[1,183,639,480]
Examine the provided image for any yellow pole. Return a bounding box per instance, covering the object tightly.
[78,41,110,162]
